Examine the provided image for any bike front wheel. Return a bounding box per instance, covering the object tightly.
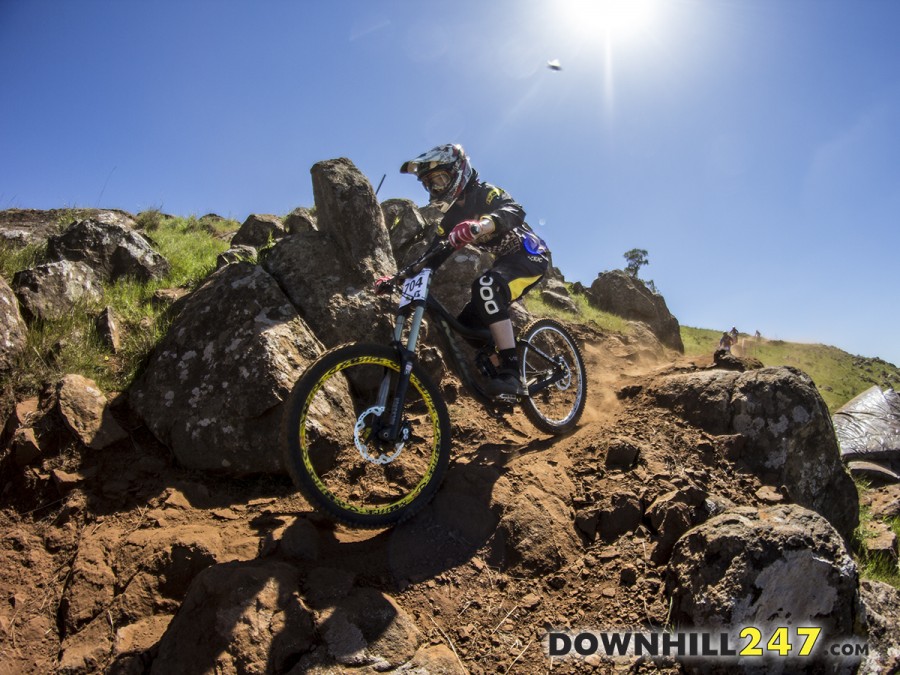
[281,343,451,528]
[520,318,587,435]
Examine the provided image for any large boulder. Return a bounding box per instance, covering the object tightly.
[381,198,432,265]
[230,213,286,248]
[0,277,27,372]
[0,208,65,246]
[540,277,578,314]
[129,262,324,473]
[588,270,683,352]
[12,260,103,322]
[260,159,399,348]
[310,158,395,286]
[261,231,396,348]
[648,366,859,540]
[0,208,135,247]
[666,504,864,672]
[283,207,317,234]
[47,218,169,282]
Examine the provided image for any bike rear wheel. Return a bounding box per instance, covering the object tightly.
[520,318,587,435]
[281,343,451,528]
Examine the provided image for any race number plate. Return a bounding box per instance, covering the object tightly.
[399,269,431,308]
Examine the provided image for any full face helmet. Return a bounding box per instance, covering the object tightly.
[400,143,473,212]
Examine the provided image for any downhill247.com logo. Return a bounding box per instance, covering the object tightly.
[547,627,869,661]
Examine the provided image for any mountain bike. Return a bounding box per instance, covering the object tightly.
[281,240,587,528]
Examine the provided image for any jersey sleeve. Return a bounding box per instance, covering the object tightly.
[474,183,525,238]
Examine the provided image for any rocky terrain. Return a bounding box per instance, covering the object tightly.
[1,159,899,674]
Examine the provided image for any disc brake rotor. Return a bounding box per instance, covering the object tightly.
[354,406,405,465]
[555,358,573,390]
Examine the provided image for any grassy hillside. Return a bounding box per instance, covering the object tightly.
[682,326,900,411]
[0,212,236,403]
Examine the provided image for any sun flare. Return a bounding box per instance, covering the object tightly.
[557,0,659,43]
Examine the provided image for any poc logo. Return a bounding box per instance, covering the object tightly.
[479,275,500,315]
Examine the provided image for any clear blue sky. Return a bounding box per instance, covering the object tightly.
[3,0,899,366]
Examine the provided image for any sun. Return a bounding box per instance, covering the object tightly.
[556,0,659,43]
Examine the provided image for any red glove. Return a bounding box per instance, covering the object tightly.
[374,275,393,295]
[448,220,482,249]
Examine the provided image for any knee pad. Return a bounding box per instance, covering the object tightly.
[471,273,510,324]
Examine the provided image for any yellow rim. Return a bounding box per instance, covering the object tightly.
[298,355,442,517]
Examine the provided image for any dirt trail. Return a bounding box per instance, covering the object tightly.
[0,327,736,673]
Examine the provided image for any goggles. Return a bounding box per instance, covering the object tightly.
[421,169,452,195]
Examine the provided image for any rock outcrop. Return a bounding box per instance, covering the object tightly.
[12,261,103,322]
[381,197,432,265]
[129,262,324,473]
[1,161,895,675]
[667,505,862,629]
[647,365,859,540]
[283,207,317,234]
[667,504,864,673]
[47,218,170,282]
[0,208,135,246]
[310,158,395,286]
[588,269,684,352]
[230,213,286,248]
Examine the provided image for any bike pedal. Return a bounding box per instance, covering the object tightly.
[487,395,517,418]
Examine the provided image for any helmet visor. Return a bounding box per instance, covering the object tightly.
[421,169,452,197]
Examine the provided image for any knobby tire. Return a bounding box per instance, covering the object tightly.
[519,318,587,435]
[281,343,451,528]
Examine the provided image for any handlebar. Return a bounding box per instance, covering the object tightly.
[375,239,453,295]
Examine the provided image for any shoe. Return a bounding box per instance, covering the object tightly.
[484,370,525,397]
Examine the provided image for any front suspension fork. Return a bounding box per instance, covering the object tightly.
[377,305,425,442]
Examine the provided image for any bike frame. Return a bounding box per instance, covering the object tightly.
[374,259,569,443]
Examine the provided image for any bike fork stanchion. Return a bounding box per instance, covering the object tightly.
[380,347,415,443]
[380,304,427,443]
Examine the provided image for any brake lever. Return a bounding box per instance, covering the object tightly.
[374,275,398,295]
[391,240,452,285]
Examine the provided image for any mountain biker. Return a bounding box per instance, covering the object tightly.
[718,332,734,353]
[400,143,550,396]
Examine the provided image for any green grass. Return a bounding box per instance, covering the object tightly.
[853,487,900,589]
[1,213,234,402]
[523,290,633,335]
[138,212,235,287]
[18,308,117,390]
[681,326,900,411]
[0,241,48,280]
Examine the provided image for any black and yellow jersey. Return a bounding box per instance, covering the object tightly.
[436,179,549,259]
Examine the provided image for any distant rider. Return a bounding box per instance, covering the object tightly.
[400,143,550,396]
[718,332,734,353]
